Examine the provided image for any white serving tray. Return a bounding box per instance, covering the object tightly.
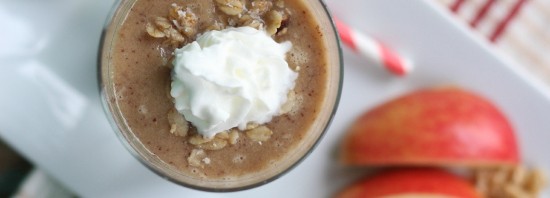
[0,0,549,197]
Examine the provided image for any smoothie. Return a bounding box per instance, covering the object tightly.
[101,0,340,190]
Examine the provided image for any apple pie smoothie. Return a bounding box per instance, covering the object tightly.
[101,0,341,190]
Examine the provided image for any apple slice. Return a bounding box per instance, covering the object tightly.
[341,87,519,167]
[335,168,482,198]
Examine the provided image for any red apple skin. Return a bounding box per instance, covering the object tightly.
[335,168,482,198]
[341,87,520,167]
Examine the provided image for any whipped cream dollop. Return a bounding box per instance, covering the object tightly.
[170,27,297,138]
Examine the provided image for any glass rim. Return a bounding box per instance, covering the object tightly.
[98,0,344,192]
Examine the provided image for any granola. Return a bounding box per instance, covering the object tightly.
[205,20,226,31]
[146,4,199,46]
[188,132,232,150]
[238,14,264,29]
[215,0,245,16]
[169,5,198,38]
[245,126,273,142]
[265,10,283,36]
[250,0,273,15]
[228,130,240,145]
[275,0,284,8]
[195,138,228,151]
[187,149,207,167]
[167,109,189,137]
[473,166,547,198]
[146,0,292,47]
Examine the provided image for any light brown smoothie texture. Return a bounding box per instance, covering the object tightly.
[111,0,328,179]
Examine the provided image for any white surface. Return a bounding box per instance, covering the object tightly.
[1,0,549,197]
[13,169,75,198]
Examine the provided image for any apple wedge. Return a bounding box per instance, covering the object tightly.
[335,168,482,198]
[341,87,520,167]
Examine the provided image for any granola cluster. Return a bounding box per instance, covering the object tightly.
[146,4,198,46]
[213,0,289,36]
[146,0,289,47]
[150,0,297,168]
[181,122,276,168]
[473,166,547,198]
[167,111,276,149]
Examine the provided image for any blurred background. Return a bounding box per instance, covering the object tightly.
[1,0,549,197]
[436,0,550,88]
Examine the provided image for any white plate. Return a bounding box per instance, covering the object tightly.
[1,0,549,197]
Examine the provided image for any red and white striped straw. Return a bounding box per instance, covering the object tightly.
[334,18,413,76]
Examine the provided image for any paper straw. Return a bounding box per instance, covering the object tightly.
[334,18,413,76]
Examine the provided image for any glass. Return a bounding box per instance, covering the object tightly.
[99,0,343,192]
